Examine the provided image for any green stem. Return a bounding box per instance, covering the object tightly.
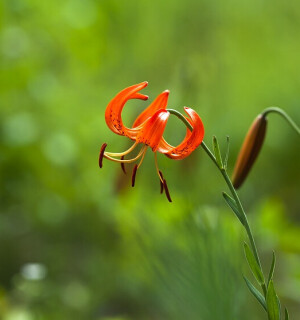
[167,109,193,129]
[216,162,267,296]
[168,108,267,296]
[262,106,300,135]
[202,142,266,291]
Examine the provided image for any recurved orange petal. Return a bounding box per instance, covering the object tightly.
[105,82,149,139]
[132,90,169,128]
[136,109,170,151]
[157,107,204,159]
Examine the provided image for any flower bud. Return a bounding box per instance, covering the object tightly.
[232,114,267,189]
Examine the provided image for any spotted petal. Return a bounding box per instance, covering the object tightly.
[136,109,170,151]
[132,90,169,128]
[157,107,204,159]
[105,81,149,139]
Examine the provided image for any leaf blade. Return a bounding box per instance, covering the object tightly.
[268,251,276,286]
[284,307,289,320]
[212,135,223,168]
[243,275,267,311]
[244,242,265,285]
[267,280,281,320]
[222,191,244,225]
[224,135,230,169]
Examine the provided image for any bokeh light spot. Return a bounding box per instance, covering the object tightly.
[27,73,59,104]
[61,0,97,29]
[1,26,30,59]
[2,113,38,146]
[36,194,69,226]
[21,263,47,281]
[42,132,77,165]
[61,282,90,309]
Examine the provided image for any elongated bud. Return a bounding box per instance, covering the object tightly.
[232,114,267,189]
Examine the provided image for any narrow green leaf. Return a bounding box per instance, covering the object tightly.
[284,307,289,320]
[224,135,230,169]
[268,251,276,286]
[222,192,244,225]
[267,280,281,320]
[243,276,267,311]
[212,135,223,168]
[244,242,265,285]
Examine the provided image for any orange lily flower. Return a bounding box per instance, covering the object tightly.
[99,82,205,201]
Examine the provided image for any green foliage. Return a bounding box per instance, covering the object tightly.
[267,281,281,320]
[243,276,267,311]
[223,136,230,170]
[222,192,244,225]
[268,252,276,287]
[212,135,223,168]
[0,0,299,319]
[285,307,289,320]
[244,242,265,285]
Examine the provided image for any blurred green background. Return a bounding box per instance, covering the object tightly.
[0,0,299,319]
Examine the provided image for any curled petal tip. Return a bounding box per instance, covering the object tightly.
[132,81,148,94]
[132,93,149,100]
[159,107,204,159]
[139,81,148,88]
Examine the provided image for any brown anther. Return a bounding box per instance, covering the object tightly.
[163,179,172,202]
[121,156,126,174]
[131,164,138,187]
[99,143,107,168]
[159,170,164,194]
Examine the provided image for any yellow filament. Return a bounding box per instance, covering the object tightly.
[105,141,138,157]
[104,145,146,164]
[154,152,163,183]
[137,147,148,168]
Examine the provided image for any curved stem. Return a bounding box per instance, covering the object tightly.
[201,143,265,275]
[169,108,267,295]
[217,163,267,296]
[203,141,267,296]
[167,108,193,130]
[262,106,300,135]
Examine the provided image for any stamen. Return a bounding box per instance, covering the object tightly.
[104,146,146,164]
[105,141,138,157]
[154,152,163,183]
[99,143,107,168]
[159,170,164,194]
[131,164,138,187]
[163,179,172,202]
[137,147,147,169]
[120,156,126,174]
